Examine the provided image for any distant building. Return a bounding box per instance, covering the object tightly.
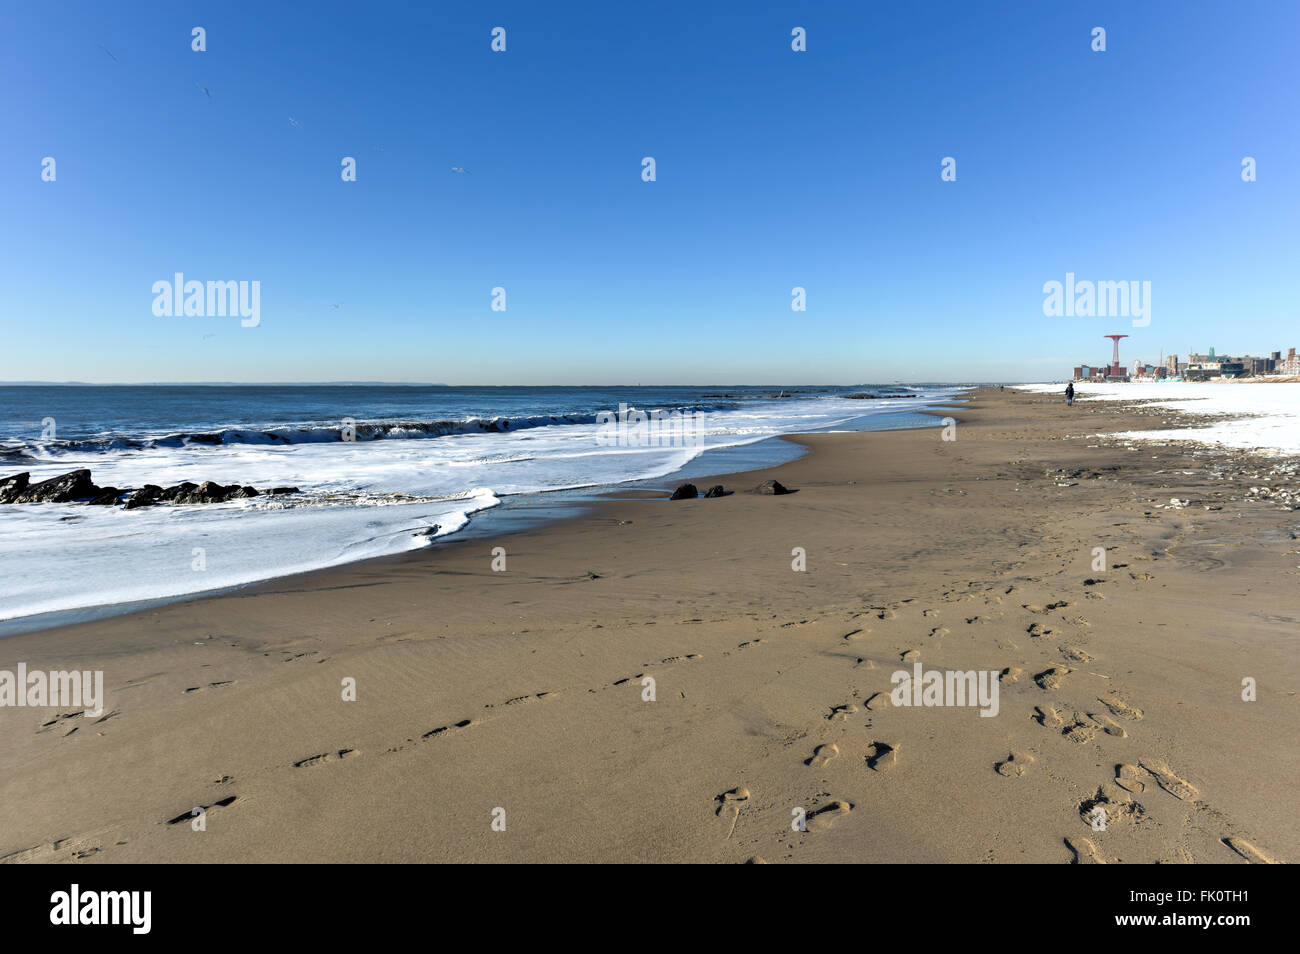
[1069,344,1296,380]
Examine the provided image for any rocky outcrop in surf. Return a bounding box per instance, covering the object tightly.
[11,469,99,503]
[0,472,30,503]
[0,470,293,509]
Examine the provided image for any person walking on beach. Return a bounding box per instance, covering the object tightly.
[1065,382,1075,406]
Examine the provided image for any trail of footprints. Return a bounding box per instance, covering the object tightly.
[816,577,1274,864]
[296,646,724,767]
[709,604,921,853]
[1010,577,1269,862]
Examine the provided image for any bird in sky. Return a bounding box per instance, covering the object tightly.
[451,167,468,174]
[196,82,212,99]
[97,44,118,62]
[289,117,301,127]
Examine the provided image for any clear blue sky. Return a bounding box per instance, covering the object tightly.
[2,1,1296,384]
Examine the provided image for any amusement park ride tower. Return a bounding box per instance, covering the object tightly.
[1104,334,1129,379]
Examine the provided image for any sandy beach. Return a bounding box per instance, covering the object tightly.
[1,386,1295,864]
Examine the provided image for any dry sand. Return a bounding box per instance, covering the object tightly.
[2,387,1296,863]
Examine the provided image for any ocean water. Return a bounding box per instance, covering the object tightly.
[0,384,968,627]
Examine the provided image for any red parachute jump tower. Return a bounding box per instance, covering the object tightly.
[1105,334,1129,379]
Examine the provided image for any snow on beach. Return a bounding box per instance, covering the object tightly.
[1016,381,1300,454]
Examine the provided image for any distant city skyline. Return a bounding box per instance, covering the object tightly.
[4,1,1297,384]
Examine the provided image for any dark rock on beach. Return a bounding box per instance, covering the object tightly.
[703,485,727,498]
[160,482,198,502]
[754,479,793,495]
[0,472,30,503]
[124,485,165,509]
[172,481,262,504]
[669,483,699,500]
[1,470,270,508]
[12,469,100,503]
[173,481,230,504]
[268,486,300,495]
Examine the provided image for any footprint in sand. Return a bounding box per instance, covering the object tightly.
[995,751,1035,777]
[922,609,940,618]
[716,786,750,817]
[487,691,556,709]
[715,786,750,838]
[806,743,840,768]
[1099,694,1144,721]
[166,795,238,826]
[865,741,898,772]
[826,704,859,721]
[806,800,854,831]
[1065,835,1106,864]
[3,835,114,864]
[422,718,477,740]
[1139,758,1199,801]
[1061,647,1093,663]
[1034,667,1072,690]
[1027,623,1057,638]
[1024,601,1070,615]
[1062,714,1101,744]
[292,748,359,768]
[1000,667,1024,684]
[900,649,920,662]
[36,712,85,736]
[1115,763,1145,794]
[1087,711,1128,738]
[875,608,897,621]
[1222,837,1277,864]
[928,627,950,638]
[1034,705,1064,728]
[864,692,890,711]
[1078,785,1145,827]
[842,629,867,641]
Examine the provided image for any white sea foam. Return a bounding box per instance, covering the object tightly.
[0,490,499,621]
[1015,381,1300,454]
